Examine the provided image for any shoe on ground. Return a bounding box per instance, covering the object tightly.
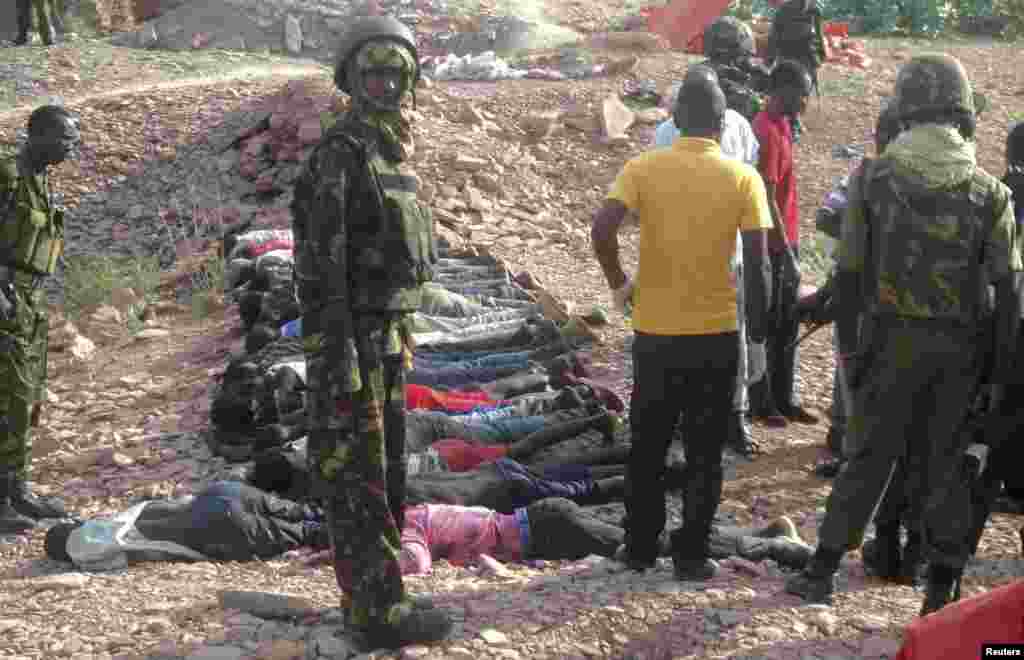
[780,405,820,425]
[784,569,836,604]
[762,516,802,543]
[0,500,37,535]
[613,544,656,572]
[10,479,67,520]
[359,603,453,649]
[672,556,718,581]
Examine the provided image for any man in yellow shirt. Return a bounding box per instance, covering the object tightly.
[591,74,773,580]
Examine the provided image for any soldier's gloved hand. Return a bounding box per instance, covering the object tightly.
[610,277,634,316]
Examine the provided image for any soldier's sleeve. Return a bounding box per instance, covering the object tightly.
[0,159,17,264]
[984,182,1024,281]
[290,140,364,394]
[835,165,868,274]
[290,141,354,309]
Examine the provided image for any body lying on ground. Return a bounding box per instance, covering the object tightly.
[300,500,813,574]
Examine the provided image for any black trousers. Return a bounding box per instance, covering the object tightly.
[626,331,739,562]
[750,251,800,415]
[524,497,625,560]
[967,381,1024,555]
[133,482,316,561]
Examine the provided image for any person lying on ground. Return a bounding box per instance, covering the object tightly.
[297,499,813,574]
[44,481,328,570]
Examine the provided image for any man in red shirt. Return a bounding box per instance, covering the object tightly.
[750,59,819,426]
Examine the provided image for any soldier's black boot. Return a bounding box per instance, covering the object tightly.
[10,474,67,520]
[861,522,902,581]
[0,472,37,535]
[784,548,841,604]
[920,564,961,617]
[361,601,453,649]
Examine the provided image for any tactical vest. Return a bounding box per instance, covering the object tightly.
[0,158,63,276]
[317,125,437,312]
[861,159,999,324]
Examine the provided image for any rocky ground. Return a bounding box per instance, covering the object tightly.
[0,14,1023,660]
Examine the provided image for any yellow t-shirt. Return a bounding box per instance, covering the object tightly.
[607,138,773,335]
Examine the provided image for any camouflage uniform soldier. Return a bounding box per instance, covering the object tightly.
[14,0,56,46]
[290,15,452,648]
[785,54,1023,616]
[702,16,771,122]
[0,105,79,534]
[766,0,827,95]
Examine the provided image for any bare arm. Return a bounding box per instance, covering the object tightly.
[591,200,630,290]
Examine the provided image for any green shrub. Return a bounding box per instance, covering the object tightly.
[62,254,161,327]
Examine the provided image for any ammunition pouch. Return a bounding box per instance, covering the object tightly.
[0,204,63,276]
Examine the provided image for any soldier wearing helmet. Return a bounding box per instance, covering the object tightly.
[766,0,827,96]
[785,53,1023,618]
[290,15,450,648]
[702,16,770,121]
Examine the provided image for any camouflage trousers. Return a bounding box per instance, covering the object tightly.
[816,320,982,571]
[0,281,48,479]
[15,0,61,40]
[305,312,413,629]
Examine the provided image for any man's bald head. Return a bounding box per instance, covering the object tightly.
[673,76,727,139]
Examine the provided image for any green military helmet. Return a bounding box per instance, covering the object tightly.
[892,53,974,121]
[704,16,756,59]
[333,14,420,95]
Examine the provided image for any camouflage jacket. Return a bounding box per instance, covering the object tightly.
[290,116,436,317]
[838,157,1022,324]
[768,0,827,61]
[0,150,62,277]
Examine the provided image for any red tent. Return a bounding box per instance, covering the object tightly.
[894,579,1024,660]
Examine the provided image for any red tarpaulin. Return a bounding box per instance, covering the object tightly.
[643,0,734,50]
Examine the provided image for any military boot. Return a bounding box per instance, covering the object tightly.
[360,602,453,649]
[0,472,37,534]
[10,475,66,520]
[784,550,841,604]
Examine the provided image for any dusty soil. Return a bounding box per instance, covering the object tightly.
[0,26,1022,660]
